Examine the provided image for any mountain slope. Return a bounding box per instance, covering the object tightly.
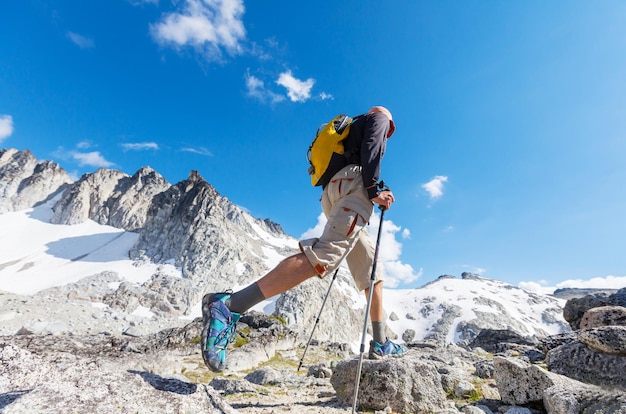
[383,274,567,345]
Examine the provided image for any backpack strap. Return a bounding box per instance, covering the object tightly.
[334,114,352,135]
[341,114,363,166]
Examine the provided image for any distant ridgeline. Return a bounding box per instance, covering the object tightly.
[551,287,620,300]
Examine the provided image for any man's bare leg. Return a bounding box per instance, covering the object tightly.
[366,280,384,322]
[257,252,319,298]
[366,280,386,344]
[201,252,319,371]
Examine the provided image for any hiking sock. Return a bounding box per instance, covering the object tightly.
[227,282,265,314]
[372,321,386,344]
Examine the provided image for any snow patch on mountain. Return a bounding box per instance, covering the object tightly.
[0,200,179,295]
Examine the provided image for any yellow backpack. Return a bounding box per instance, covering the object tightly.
[306,114,353,187]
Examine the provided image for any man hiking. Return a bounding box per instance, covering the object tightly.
[201,106,406,372]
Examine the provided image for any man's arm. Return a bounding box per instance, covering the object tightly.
[361,112,391,202]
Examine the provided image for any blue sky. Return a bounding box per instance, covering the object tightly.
[1,0,625,291]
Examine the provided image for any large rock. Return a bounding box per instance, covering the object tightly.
[495,356,569,405]
[563,288,626,330]
[539,331,579,354]
[0,148,72,213]
[494,356,626,411]
[580,305,626,330]
[0,342,236,414]
[578,325,626,355]
[469,328,538,353]
[546,339,626,390]
[330,354,449,413]
[543,384,626,414]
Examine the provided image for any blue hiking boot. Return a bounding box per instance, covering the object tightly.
[368,339,407,359]
[201,292,241,372]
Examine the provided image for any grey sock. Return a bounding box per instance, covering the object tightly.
[372,321,386,344]
[227,282,265,314]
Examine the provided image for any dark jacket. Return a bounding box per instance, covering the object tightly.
[342,111,389,199]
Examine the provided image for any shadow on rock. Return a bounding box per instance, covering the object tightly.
[0,390,31,409]
[128,370,197,395]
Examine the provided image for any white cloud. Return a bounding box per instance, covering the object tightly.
[319,92,334,101]
[368,211,421,287]
[519,281,555,295]
[247,41,273,61]
[276,70,315,103]
[462,265,486,275]
[382,261,424,288]
[122,142,159,151]
[300,211,421,288]
[71,151,114,168]
[401,228,411,239]
[150,0,246,59]
[0,115,14,142]
[245,70,285,104]
[300,212,327,240]
[67,32,95,49]
[181,146,213,156]
[555,275,626,290]
[369,214,403,262]
[422,175,448,199]
[52,145,114,170]
[245,72,264,94]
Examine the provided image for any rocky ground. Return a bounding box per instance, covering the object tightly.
[0,285,396,412]
[3,289,626,413]
[174,332,381,413]
[0,297,476,414]
[0,290,443,413]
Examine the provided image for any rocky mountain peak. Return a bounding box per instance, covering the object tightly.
[0,148,72,213]
[51,166,170,231]
[130,169,284,287]
[187,169,201,183]
[461,271,483,280]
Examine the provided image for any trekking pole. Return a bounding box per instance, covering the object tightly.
[297,267,339,372]
[351,182,389,414]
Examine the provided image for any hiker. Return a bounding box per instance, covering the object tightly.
[201,106,406,372]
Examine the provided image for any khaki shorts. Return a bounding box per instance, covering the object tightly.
[299,165,383,291]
